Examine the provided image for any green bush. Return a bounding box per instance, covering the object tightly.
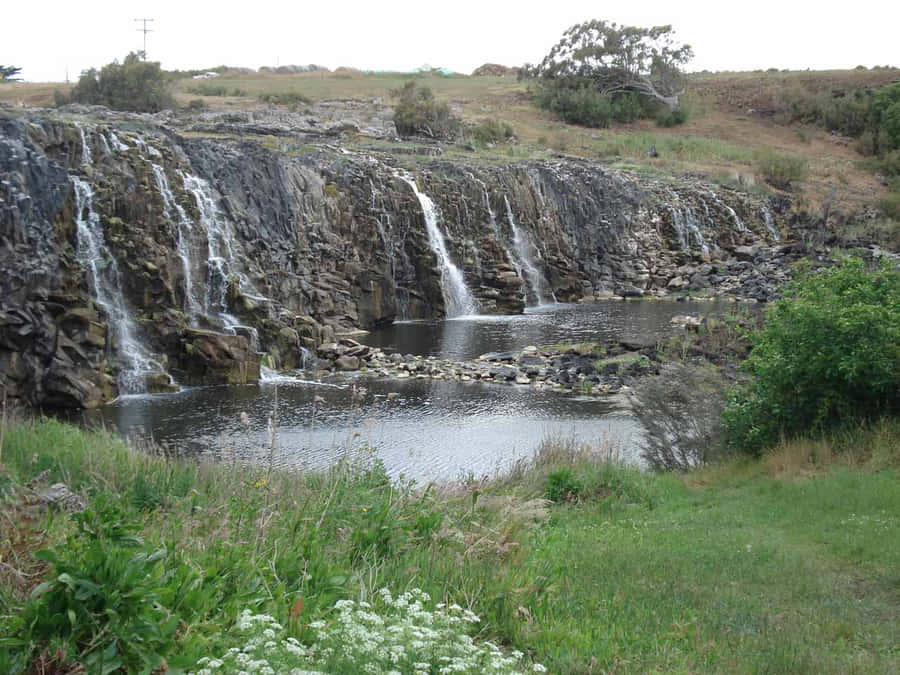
[9,499,190,672]
[755,150,808,189]
[70,52,175,112]
[656,105,690,127]
[545,468,582,502]
[391,81,460,140]
[724,258,900,453]
[471,117,514,145]
[533,80,672,128]
[533,80,613,127]
[878,189,900,219]
[258,91,311,106]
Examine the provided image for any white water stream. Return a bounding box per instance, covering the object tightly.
[71,176,162,393]
[396,172,477,318]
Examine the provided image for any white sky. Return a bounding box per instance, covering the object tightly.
[5,1,899,82]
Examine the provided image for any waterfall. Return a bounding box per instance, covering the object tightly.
[71,177,162,394]
[182,172,254,327]
[667,191,710,256]
[76,124,92,166]
[107,130,130,154]
[761,207,780,241]
[396,171,477,318]
[505,196,555,305]
[707,190,746,232]
[151,164,201,320]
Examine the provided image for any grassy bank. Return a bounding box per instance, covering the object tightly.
[1,419,898,673]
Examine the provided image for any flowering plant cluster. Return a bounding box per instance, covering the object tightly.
[191,588,546,674]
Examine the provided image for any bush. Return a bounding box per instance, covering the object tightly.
[533,80,613,127]
[545,467,583,502]
[258,91,312,106]
[9,498,190,672]
[471,117,514,145]
[755,150,808,189]
[656,105,690,127]
[391,81,460,140]
[724,258,900,453]
[70,52,174,112]
[878,189,900,219]
[633,362,730,471]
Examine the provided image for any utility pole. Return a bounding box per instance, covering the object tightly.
[134,18,154,59]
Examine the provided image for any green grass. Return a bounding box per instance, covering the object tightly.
[1,420,898,672]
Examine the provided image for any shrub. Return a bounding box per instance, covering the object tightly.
[545,467,582,502]
[70,52,175,112]
[258,91,312,106]
[656,105,690,127]
[186,98,207,111]
[391,81,460,140]
[755,150,808,189]
[9,498,190,672]
[471,117,514,145]
[724,258,900,454]
[633,362,730,471]
[533,80,613,127]
[878,188,900,219]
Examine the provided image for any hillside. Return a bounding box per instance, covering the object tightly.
[2,67,898,241]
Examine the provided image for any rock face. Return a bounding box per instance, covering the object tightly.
[1,110,793,408]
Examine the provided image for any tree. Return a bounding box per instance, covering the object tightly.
[391,81,460,140]
[70,52,174,112]
[0,65,23,82]
[523,20,693,110]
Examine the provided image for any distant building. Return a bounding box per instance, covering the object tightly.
[192,72,220,79]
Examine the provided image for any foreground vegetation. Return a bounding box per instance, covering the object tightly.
[0,417,897,673]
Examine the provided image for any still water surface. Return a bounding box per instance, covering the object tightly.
[86,301,726,482]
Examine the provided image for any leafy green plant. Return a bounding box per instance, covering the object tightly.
[724,258,900,453]
[7,498,189,672]
[545,467,583,502]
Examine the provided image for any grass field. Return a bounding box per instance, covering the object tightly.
[1,418,897,672]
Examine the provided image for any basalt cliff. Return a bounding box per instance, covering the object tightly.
[2,108,798,408]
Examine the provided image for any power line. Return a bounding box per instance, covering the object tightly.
[134,18,154,59]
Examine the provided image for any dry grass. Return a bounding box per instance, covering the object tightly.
[3,67,895,214]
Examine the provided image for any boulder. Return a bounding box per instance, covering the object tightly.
[172,328,260,385]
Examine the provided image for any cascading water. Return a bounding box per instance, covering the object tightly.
[181,172,254,328]
[504,196,555,306]
[707,190,746,232]
[76,124,92,166]
[71,176,162,394]
[761,207,780,241]
[151,164,201,320]
[667,191,710,256]
[107,130,130,154]
[395,172,477,318]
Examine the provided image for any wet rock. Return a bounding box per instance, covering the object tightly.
[172,328,260,385]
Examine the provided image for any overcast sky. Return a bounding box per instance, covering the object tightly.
[6,1,899,82]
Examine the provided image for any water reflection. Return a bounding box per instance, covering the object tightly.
[367,300,729,360]
[86,302,732,481]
